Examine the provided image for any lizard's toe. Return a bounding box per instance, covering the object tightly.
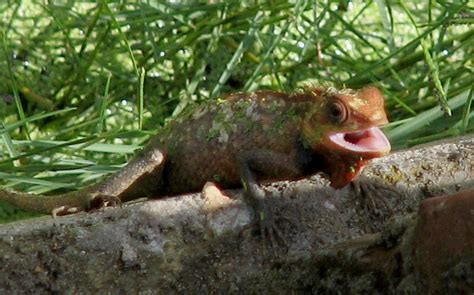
[51,206,81,217]
[250,202,289,255]
[87,195,122,211]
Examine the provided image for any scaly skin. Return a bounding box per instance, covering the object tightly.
[0,86,390,216]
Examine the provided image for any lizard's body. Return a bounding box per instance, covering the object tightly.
[0,86,391,217]
[157,91,321,195]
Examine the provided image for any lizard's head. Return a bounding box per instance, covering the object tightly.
[302,86,391,188]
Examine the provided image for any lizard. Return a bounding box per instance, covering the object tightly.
[0,85,391,231]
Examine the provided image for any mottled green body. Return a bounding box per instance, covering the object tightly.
[156,91,311,195]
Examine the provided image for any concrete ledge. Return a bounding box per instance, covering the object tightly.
[0,135,473,293]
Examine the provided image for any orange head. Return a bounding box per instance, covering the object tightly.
[302,86,391,188]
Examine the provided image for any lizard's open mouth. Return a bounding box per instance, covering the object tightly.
[329,127,391,156]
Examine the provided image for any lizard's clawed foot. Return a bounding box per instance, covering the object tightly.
[87,195,122,211]
[50,195,121,217]
[351,179,403,229]
[51,206,81,217]
[250,201,288,254]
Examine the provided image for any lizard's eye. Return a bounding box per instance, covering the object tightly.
[327,100,347,124]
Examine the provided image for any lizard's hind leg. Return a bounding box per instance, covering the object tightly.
[85,147,167,205]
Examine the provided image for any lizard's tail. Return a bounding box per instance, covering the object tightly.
[0,189,89,215]
[0,147,166,215]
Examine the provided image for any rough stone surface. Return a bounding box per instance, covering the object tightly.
[0,135,473,293]
[413,189,474,292]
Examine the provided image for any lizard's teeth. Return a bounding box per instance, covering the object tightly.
[329,127,391,154]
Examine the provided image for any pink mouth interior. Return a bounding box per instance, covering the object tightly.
[329,127,391,154]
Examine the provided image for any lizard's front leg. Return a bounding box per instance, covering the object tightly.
[238,150,301,248]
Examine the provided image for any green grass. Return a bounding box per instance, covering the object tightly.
[0,1,473,222]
